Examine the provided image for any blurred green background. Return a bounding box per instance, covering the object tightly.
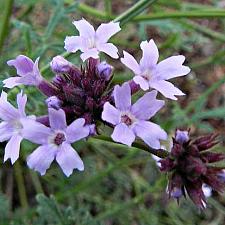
[0,0,225,224]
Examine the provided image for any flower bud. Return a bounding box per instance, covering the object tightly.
[50,56,75,73]
[96,61,113,81]
[175,129,189,144]
[45,96,62,109]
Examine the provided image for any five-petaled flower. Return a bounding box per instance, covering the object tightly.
[3,55,43,88]
[0,91,35,164]
[64,18,121,61]
[22,108,89,177]
[121,39,191,100]
[102,83,167,148]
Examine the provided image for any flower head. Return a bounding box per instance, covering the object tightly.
[160,130,225,208]
[0,91,35,164]
[64,18,121,61]
[47,57,113,125]
[102,83,167,148]
[121,40,190,100]
[22,108,89,176]
[4,55,43,88]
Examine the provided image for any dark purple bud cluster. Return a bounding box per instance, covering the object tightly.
[160,130,225,208]
[40,57,113,125]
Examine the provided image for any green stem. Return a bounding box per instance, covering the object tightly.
[113,0,157,25]
[91,135,169,158]
[0,0,14,52]
[134,10,225,21]
[14,161,28,209]
[29,171,44,194]
[77,3,225,21]
[104,0,112,16]
[78,3,109,20]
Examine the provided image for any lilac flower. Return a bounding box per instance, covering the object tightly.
[64,18,121,61]
[121,40,191,100]
[22,108,90,176]
[3,55,43,88]
[0,91,34,164]
[102,83,167,148]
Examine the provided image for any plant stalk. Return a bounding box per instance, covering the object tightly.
[14,161,28,209]
[91,135,169,158]
[0,0,14,52]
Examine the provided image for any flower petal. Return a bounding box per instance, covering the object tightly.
[72,19,95,38]
[140,40,159,70]
[17,57,42,86]
[56,143,84,177]
[3,77,21,88]
[66,118,89,143]
[4,135,23,164]
[80,48,99,61]
[96,21,121,43]
[133,76,149,91]
[49,108,67,130]
[150,80,185,100]
[113,83,131,111]
[32,57,42,82]
[102,102,120,125]
[155,55,190,80]
[64,36,84,53]
[17,91,27,117]
[121,51,141,75]
[133,121,167,149]
[27,145,56,176]
[0,122,13,142]
[131,90,164,120]
[7,55,34,76]
[0,92,19,120]
[97,43,119,58]
[111,123,135,146]
[21,119,51,144]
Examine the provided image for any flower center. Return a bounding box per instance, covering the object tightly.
[87,37,96,49]
[141,69,152,81]
[120,112,136,126]
[121,115,132,126]
[12,120,23,131]
[54,132,66,146]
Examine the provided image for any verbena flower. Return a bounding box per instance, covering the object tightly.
[22,108,89,177]
[160,130,225,208]
[64,18,121,61]
[102,83,167,148]
[0,91,35,164]
[3,55,43,88]
[48,56,113,125]
[121,40,191,100]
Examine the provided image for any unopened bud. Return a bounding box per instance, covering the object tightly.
[50,55,74,73]
[171,187,183,198]
[175,129,189,144]
[45,96,62,109]
[96,61,113,81]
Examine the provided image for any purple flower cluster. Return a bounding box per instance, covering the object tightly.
[1,18,191,178]
[160,130,225,208]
